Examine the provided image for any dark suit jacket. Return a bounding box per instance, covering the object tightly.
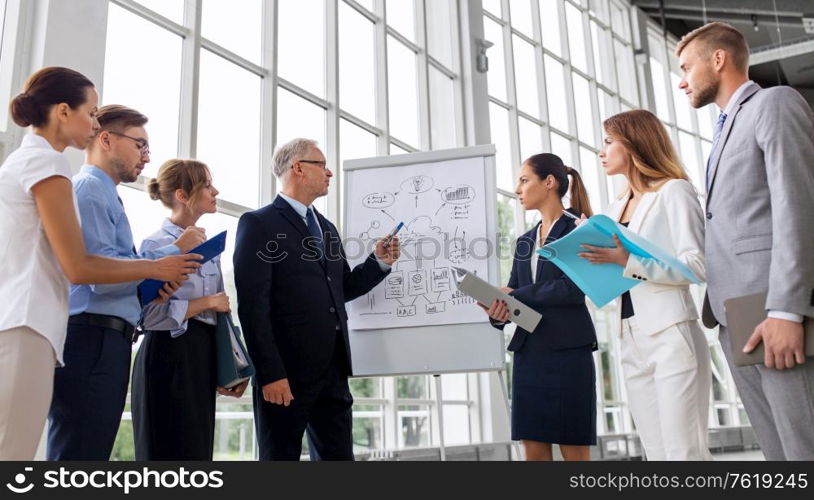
[492,210,597,352]
[233,196,390,389]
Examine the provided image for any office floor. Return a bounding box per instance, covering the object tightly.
[713,449,765,461]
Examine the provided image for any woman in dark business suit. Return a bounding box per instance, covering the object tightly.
[484,153,597,461]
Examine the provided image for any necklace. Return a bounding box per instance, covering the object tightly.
[538,222,551,247]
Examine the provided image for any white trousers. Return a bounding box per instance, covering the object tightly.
[620,317,713,460]
[0,327,55,460]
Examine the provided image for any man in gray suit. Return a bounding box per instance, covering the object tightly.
[676,22,814,460]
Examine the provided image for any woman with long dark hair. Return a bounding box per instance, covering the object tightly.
[484,153,597,461]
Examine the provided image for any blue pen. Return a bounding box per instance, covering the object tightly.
[382,222,404,248]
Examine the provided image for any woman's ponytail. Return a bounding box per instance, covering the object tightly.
[524,154,594,217]
[566,167,594,217]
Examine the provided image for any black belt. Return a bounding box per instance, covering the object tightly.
[69,313,139,343]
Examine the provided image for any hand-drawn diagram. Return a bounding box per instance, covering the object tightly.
[347,158,489,330]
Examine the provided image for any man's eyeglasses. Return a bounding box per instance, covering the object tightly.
[296,159,328,170]
[107,130,150,156]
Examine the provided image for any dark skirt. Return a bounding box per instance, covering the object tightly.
[132,319,217,460]
[511,343,597,445]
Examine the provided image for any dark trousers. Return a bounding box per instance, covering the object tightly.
[131,320,217,460]
[253,334,354,461]
[47,323,132,460]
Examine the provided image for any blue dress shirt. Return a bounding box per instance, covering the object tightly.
[141,218,224,337]
[69,165,179,326]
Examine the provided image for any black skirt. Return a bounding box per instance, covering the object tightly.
[511,343,597,446]
[132,319,217,460]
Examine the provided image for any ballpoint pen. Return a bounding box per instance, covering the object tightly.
[382,222,404,248]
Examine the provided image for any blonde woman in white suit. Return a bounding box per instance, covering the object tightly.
[579,109,712,460]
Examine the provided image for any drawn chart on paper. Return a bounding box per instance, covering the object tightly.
[345,157,489,330]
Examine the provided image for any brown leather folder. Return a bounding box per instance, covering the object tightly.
[724,292,814,367]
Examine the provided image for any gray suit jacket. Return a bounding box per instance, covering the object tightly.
[702,82,814,328]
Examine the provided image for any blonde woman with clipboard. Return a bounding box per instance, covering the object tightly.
[579,109,712,460]
[132,159,248,460]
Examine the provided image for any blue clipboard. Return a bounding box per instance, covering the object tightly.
[138,230,227,304]
[537,215,699,308]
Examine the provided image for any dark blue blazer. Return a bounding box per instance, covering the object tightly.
[494,210,597,352]
[233,196,390,388]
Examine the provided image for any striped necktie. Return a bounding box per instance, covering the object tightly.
[706,112,727,190]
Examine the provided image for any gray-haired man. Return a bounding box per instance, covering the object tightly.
[233,138,400,460]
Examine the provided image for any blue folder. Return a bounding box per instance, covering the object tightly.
[138,230,227,304]
[537,215,699,308]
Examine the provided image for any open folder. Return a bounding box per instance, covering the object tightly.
[724,292,814,366]
[536,215,700,308]
[452,267,542,332]
[138,231,227,304]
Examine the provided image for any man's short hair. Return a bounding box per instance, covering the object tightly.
[675,22,749,72]
[96,104,148,133]
[272,138,319,179]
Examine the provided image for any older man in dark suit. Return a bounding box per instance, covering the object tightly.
[234,138,400,460]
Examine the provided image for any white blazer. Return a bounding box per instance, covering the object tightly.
[605,179,706,336]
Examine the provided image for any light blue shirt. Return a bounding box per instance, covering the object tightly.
[720,80,754,116]
[69,165,179,326]
[278,193,391,271]
[141,219,224,337]
[278,192,324,233]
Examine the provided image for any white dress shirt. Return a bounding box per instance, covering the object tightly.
[530,221,555,283]
[0,134,79,365]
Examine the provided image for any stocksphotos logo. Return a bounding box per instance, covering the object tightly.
[6,467,223,495]
[42,467,224,494]
[6,467,35,494]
